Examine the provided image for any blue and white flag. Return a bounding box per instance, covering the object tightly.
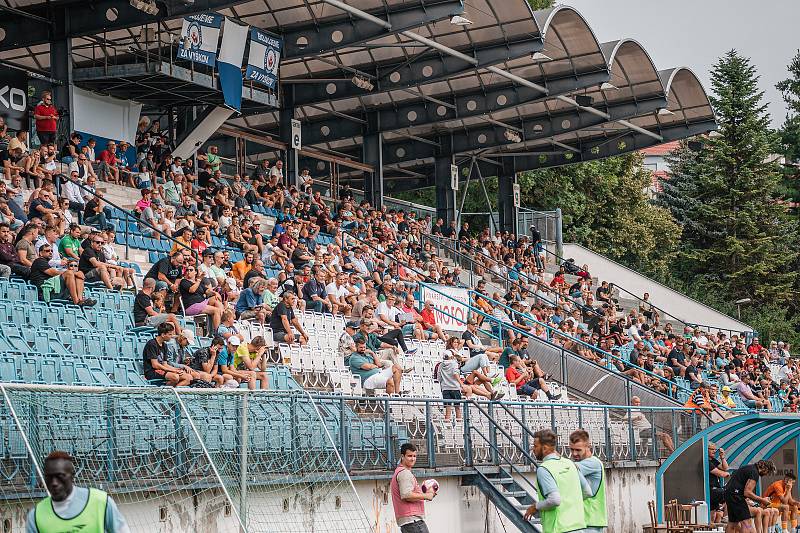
[176,13,223,67]
[245,28,282,89]
[217,17,249,112]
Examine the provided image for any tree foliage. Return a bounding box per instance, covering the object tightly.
[521,153,680,276]
[658,50,798,308]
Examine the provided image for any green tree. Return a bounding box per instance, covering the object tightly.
[664,50,798,306]
[776,50,800,209]
[520,153,680,276]
[777,49,800,161]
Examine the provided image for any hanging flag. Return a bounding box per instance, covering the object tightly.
[245,28,282,89]
[217,18,249,112]
[176,13,223,67]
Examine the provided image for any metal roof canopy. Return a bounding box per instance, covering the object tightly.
[0,0,716,188]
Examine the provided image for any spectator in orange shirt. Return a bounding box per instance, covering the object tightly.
[764,472,799,533]
[230,251,255,285]
[683,382,713,413]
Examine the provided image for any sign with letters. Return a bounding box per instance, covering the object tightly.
[450,164,459,190]
[245,28,282,89]
[176,13,223,67]
[290,119,302,150]
[0,70,28,131]
[420,284,470,332]
[513,183,521,207]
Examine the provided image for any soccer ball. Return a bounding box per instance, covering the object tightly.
[421,479,439,494]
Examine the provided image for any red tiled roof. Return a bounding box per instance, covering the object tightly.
[640,141,680,156]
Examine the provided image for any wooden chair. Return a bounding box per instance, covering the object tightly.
[677,502,717,531]
[643,500,669,533]
[664,500,693,533]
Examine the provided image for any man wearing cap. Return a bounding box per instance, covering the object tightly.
[134,277,182,330]
[339,321,358,362]
[718,385,737,409]
[349,338,403,394]
[217,336,254,388]
[684,381,713,414]
[172,329,223,386]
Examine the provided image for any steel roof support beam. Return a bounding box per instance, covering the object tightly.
[290,37,542,107]
[301,69,610,145]
[396,119,716,180]
[339,95,666,165]
[320,0,663,143]
[282,0,464,59]
[0,0,252,52]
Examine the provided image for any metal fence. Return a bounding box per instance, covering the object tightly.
[0,384,701,495]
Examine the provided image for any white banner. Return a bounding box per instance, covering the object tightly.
[245,28,282,89]
[72,88,142,144]
[420,285,470,332]
[176,13,223,67]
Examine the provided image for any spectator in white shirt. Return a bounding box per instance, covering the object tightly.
[326,271,353,316]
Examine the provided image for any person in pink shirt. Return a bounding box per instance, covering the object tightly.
[390,443,436,532]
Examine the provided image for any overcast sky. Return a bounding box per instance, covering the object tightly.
[564,0,799,128]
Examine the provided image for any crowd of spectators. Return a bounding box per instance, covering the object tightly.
[0,99,794,404]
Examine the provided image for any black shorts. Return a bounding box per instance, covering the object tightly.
[710,487,724,511]
[724,492,751,523]
[442,390,462,400]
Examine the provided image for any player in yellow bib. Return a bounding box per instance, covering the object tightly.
[764,472,799,533]
[27,451,130,533]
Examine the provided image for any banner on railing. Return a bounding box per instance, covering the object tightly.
[421,285,469,332]
[176,13,223,67]
[245,28,282,89]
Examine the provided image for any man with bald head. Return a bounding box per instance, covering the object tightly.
[27,451,130,532]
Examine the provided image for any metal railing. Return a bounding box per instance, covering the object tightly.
[420,233,600,318]
[541,246,751,338]
[0,384,703,497]
[56,173,198,263]
[342,229,731,410]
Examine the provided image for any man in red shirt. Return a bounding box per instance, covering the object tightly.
[419,300,448,341]
[33,91,59,145]
[747,337,763,356]
[98,141,120,184]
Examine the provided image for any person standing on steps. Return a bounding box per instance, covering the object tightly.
[391,443,437,533]
[569,429,607,532]
[27,451,130,532]
[524,429,589,533]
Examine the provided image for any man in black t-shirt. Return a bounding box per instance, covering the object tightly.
[269,291,309,345]
[724,460,775,528]
[145,252,184,292]
[706,443,729,522]
[142,322,192,386]
[29,244,95,306]
[78,234,121,289]
[133,278,181,330]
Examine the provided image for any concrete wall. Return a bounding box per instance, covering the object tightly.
[562,243,752,334]
[0,466,658,532]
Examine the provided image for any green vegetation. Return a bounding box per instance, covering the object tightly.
[394,49,800,343]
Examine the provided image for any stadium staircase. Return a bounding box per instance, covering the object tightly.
[463,401,542,532]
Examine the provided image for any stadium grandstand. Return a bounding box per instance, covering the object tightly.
[0,0,795,532]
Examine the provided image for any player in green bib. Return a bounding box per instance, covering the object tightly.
[27,451,130,533]
[570,430,608,532]
[525,429,590,533]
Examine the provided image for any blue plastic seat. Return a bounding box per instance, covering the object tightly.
[0,357,19,382]
[20,358,41,384]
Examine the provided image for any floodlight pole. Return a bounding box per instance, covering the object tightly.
[320,0,663,143]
